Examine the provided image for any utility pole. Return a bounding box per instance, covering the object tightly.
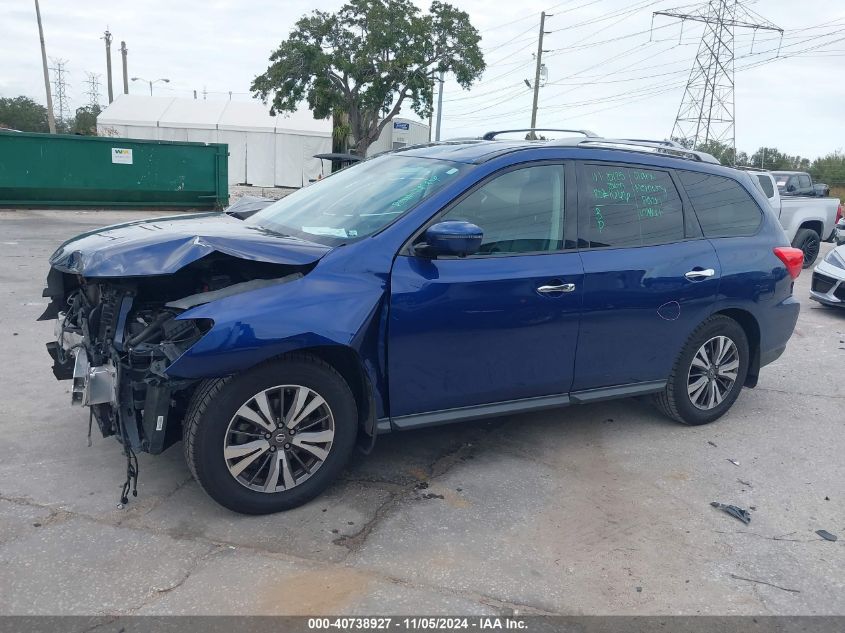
[529,11,550,138]
[120,41,129,94]
[34,0,57,133]
[49,58,70,131]
[654,1,782,156]
[102,28,114,103]
[435,70,445,141]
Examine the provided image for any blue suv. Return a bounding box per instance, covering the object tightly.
[41,133,803,514]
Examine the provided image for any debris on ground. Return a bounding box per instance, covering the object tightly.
[816,529,838,542]
[708,441,718,447]
[737,479,753,487]
[729,573,801,594]
[711,501,752,524]
[727,459,740,467]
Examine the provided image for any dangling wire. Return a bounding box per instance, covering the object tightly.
[120,445,139,507]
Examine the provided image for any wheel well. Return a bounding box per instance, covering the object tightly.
[294,345,375,436]
[798,220,823,237]
[714,308,760,388]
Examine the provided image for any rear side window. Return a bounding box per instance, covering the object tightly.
[579,164,684,248]
[678,171,763,238]
[756,174,775,198]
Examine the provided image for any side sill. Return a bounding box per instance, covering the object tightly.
[390,394,571,431]
[568,380,666,404]
[385,381,669,432]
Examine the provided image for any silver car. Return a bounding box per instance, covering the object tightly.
[811,244,845,307]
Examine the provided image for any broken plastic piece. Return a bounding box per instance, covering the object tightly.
[816,529,838,542]
[711,501,751,524]
[727,459,740,467]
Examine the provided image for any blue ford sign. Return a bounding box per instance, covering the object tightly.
[393,121,410,130]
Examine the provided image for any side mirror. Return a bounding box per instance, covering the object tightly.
[418,221,483,257]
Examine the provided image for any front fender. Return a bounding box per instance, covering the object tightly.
[165,269,388,390]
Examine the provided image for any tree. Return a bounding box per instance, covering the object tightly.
[749,147,792,171]
[252,0,485,156]
[695,140,735,166]
[0,96,49,132]
[810,152,845,185]
[71,104,102,135]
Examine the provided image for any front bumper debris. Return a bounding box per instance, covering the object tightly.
[71,347,117,407]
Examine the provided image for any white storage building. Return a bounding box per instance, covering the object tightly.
[366,117,430,156]
[97,95,332,188]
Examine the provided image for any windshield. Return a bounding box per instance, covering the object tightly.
[247,154,469,245]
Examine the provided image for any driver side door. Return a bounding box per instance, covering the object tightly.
[386,162,584,426]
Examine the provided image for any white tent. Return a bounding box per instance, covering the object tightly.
[97,95,332,188]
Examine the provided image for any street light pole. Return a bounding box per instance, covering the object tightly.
[131,77,170,95]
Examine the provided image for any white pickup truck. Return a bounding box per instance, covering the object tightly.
[747,170,842,267]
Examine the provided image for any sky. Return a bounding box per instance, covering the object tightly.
[2,0,844,159]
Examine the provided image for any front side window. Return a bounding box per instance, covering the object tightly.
[440,164,565,254]
[579,164,684,248]
[248,155,469,245]
[677,171,763,237]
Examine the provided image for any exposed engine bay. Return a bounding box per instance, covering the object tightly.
[40,253,306,502]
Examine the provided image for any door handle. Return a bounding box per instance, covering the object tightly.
[537,283,576,294]
[684,268,716,280]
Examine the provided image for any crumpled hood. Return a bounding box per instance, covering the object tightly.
[49,212,331,277]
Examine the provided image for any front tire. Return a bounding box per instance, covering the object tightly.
[183,354,357,514]
[653,315,749,426]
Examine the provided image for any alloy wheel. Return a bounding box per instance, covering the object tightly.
[687,336,740,411]
[802,234,820,267]
[223,385,335,493]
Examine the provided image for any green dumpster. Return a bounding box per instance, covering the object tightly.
[0,131,228,208]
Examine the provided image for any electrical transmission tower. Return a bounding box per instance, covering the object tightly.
[49,58,71,129]
[84,72,102,107]
[654,0,782,156]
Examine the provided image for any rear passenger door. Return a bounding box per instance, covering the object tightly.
[571,162,721,393]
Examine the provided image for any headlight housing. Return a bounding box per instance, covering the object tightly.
[824,248,845,270]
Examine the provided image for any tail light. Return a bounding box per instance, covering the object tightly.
[773,247,804,279]
[836,203,843,224]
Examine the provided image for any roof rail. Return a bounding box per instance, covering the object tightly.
[621,138,683,148]
[577,139,721,164]
[482,128,598,141]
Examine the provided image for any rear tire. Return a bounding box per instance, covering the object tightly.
[183,353,357,514]
[653,315,749,426]
[792,228,821,268]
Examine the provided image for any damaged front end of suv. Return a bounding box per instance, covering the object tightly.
[39,213,324,501]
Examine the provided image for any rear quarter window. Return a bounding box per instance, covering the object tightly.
[677,171,763,238]
[755,174,775,198]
